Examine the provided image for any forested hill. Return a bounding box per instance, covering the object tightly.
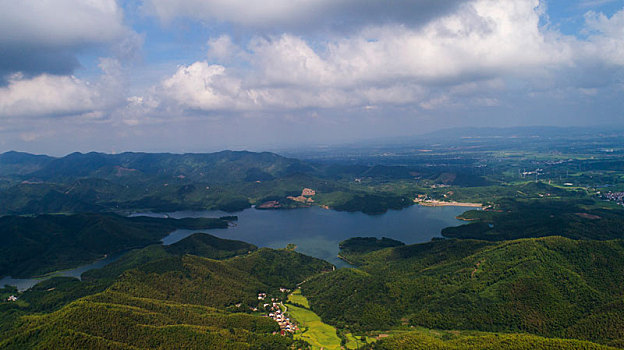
[0,150,311,183]
[0,213,231,278]
[302,236,624,347]
[0,236,332,349]
[0,151,54,176]
[1,150,467,215]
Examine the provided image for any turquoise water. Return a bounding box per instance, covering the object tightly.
[2,205,471,291]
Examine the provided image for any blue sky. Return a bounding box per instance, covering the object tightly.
[0,0,623,155]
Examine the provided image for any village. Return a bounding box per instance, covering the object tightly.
[603,191,624,206]
[258,289,299,335]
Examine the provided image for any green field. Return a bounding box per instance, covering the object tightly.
[344,332,376,348]
[286,289,377,349]
[285,289,345,350]
[286,303,343,350]
[287,288,310,308]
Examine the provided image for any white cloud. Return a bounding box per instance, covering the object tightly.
[582,9,624,65]
[0,74,99,117]
[248,35,335,86]
[160,62,245,110]
[207,35,248,62]
[0,0,621,154]
[0,59,124,118]
[154,0,624,117]
[153,0,560,111]
[0,0,126,46]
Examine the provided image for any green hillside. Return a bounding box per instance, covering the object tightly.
[373,329,619,350]
[0,213,230,278]
[23,151,310,183]
[0,151,54,176]
[443,198,624,241]
[164,232,257,259]
[0,233,263,324]
[1,293,293,349]
[82,232,256,283]
[0,151,424,215]
[302,237,624,346]
[1,243,331,349]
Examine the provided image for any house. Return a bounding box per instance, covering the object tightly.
[7,295,18,302]
[302,188,316,196]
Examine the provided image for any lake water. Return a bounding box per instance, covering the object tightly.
[2,205,471,291]
[146,205,470,267]
[0,252,125,292]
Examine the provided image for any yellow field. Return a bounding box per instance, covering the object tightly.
[287,288,310,308]
[344,332,374,348]
[286,303,343,350]
[286,289,378,349]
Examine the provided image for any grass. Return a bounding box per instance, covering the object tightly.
[344,332,377,348]
[287,288,310,308]
[286,303,343,350]
[285,288,344,350]
[286,289,378,349]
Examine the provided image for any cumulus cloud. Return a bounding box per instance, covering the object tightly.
[151,1,551,111]
[0,0,134,79]
[0,0,620,154]
[582,9,624,65]
[160,62,244,110]
[150,0,624,118]
[156,58,431,112]
[0,58,124,118]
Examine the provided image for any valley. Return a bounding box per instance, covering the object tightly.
[1,127,624,349]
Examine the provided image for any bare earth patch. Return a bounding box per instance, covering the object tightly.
[575,213,602,220]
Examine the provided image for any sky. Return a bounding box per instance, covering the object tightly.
[0,0,623,155]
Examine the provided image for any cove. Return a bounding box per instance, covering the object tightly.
[150,205,471,267]
[0,252,125,292]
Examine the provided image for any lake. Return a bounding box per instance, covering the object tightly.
[0,251,125,292]
[2,205,471,291]
[147,205,470,267]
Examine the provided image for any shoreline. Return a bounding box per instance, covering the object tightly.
[456,217,480,221]
[336,254,357,267]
